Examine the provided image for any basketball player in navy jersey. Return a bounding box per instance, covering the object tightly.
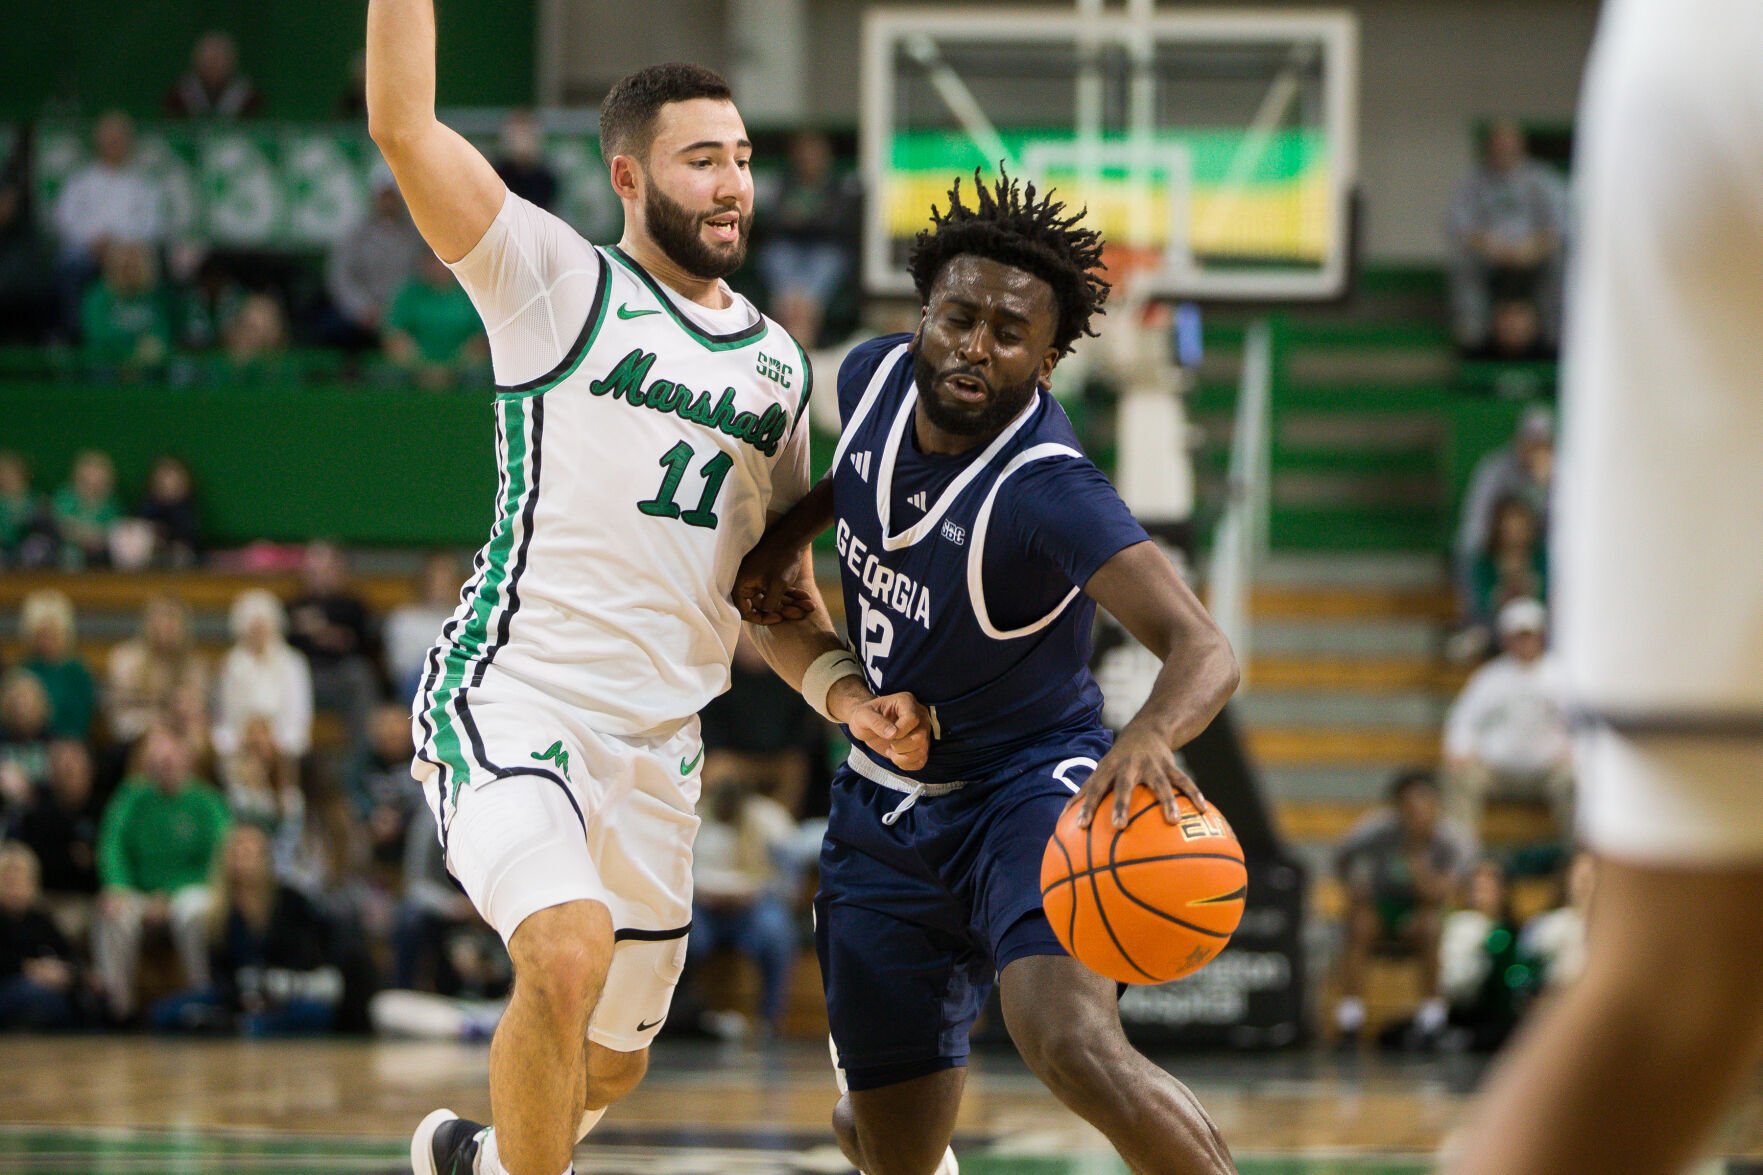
[738,173,1239,1175]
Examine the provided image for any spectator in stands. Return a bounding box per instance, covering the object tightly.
[0,842,81,1030]
[18,589,96,741]
[394,805,479,994]
[0,672,54,823]
[1332,770,1474,1050]
[687,776,802,1038]
[349,703,422,873]
[217,291,290,384]
[756,130,861,348]
[163,31,264,121]
[492,110,559,211]
[1467,297,1555,362]
[1438,859,1523,1052]
[51,111,163,339]
[285,541,380,756]
[167,679,217,782]
[135,455,204,569]
[93,723,230,1022]
[699,632,823,815]
[1453,406,1552,634]
[51,451,120,570]
[382,551,461,703]
[11,741,103,934]
[218,715,305,883]
[0,451,55,569]
[1446,119,1568,352]
[1451,491,1549,666]
[1443,598,1573,835]
[323,165,425,352]
[151,823,343,1036]
[1519,849,1594,992]
[79,241,172,380]
[383,252,487,390]
[0,128,56,346]
[213,589,312,762]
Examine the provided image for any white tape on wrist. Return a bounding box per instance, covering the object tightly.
[803,649,865,722]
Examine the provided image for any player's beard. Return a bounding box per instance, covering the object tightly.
[644,182,751,280]
[913,352,1039,437]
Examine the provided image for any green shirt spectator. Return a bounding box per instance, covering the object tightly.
[98,767,231,895]
[50,450,121,569]
[17,588,97,739]
[79,241,170,373]
[384,253,485,389]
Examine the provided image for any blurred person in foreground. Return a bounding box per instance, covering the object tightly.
[164,30,264,121]
[1442,598,1573,837]
[1332,770,1474,1051]
[17,589,97,741]
[92,724,231,1022]
[0,842,81,1030]
[1447,3,1763,1172]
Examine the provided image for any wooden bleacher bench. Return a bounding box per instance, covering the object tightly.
[0,569,420,617]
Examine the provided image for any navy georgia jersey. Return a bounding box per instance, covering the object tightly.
[829,334,1150,783]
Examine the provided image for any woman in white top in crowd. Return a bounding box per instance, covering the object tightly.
[212,589,312,760]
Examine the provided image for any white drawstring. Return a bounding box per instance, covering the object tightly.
[881,782,926,826]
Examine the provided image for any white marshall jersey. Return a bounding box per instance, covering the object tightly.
[416,191,813,762]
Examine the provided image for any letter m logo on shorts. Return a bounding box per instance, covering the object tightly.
[531,740,572,780]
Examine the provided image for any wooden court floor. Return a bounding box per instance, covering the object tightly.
[3,1036,1762,1174]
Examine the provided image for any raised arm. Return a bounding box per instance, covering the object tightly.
[1073,540,1241,828]
[366,0,506,262]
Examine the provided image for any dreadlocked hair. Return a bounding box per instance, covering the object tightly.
[908,167,1110,357]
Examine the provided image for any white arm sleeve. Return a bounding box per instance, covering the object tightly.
[445,189,605,389]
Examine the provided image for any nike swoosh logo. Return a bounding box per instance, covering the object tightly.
[679,746,705,775]
[617,304,660,319]
[637,1017,664,1032]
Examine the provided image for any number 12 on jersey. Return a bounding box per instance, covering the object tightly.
[638,441,732,529]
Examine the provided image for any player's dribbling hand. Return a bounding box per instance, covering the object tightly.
[733,536,814,625]
[1070,724,1209,830]
[833,682,934,772]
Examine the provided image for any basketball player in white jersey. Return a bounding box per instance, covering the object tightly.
[366,6,930,1175]
[1449,2,1763,1172]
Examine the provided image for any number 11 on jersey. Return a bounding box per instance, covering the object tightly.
[639,441,733,529]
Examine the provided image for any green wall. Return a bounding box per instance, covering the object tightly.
[0,1,535,121]
[5,382,496,546]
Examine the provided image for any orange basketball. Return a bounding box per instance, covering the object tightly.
[1040,788,1247,984]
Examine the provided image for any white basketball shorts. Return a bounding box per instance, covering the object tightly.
[412,675,704,1051]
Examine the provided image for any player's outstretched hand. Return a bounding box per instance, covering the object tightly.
[837,686,934,772]
[734,534,813,625]
[1070,724,1209,830]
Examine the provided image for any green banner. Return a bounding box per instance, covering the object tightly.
[33,121,624,251]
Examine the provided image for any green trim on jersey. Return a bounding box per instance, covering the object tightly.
[788,334,814,431]
[606,246,768,352]
[424,396,534,800]
[495,257,613,400]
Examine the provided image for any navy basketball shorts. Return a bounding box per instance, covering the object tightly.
[814,729,1113,1092]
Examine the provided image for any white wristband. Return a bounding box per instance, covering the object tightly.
[802,649,865,722]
